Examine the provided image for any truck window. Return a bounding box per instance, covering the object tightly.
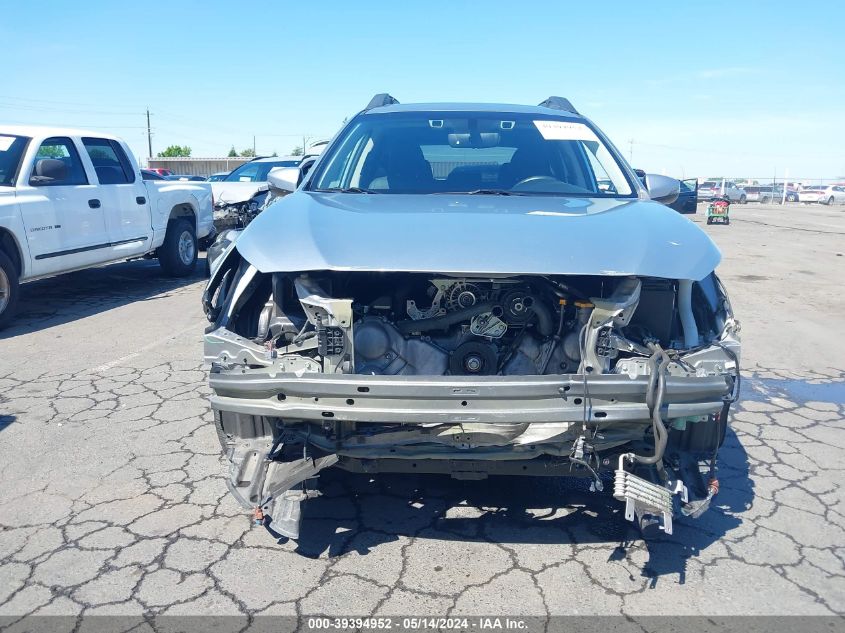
[30,137,89,186]
[81,137,136,184]
[0,134,29,186]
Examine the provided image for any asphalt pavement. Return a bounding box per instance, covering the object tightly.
[0,202,843,627]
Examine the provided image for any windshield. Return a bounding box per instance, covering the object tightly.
[224,160,300,182]
[0,134,29,187]
[309,112,634,196]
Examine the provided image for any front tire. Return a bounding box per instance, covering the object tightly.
[739,195,747,204]
[0,250,20,330]
[158,218,197,277]
[828,197,835,206]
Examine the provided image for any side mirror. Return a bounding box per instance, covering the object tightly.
[643,173,680,205]
[267,167,300,193]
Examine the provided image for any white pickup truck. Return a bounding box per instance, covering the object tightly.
[0,126,214,328]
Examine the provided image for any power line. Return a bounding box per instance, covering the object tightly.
[0,94,140,112]
[0,116,146,129]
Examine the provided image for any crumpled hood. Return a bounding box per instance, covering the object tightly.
[236,192,721,281]
[211,181,267,206]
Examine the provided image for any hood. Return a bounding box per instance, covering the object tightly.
[236,192,721,281]
[211,181,268,205]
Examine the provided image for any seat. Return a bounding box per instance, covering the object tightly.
[33,158,68,182]
[499,148,552,188]
[445,166,483,191]
[368,143,433,191]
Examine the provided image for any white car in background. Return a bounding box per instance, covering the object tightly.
[799,185,844,205]
[210,156,301,231]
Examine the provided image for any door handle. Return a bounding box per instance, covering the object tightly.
[88,199,101,209]
[136,196,146,205]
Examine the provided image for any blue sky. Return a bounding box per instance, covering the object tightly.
[2,0,843,179]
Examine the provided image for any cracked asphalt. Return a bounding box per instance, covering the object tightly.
[0,203,843,625]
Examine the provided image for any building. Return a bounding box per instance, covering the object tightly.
[145,157,251,177]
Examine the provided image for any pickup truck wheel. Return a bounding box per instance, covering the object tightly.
[0,250,20,330]
[158,218,197,277]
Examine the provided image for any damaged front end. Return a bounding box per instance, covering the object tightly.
[212,190,268,233]
[202,247,740,540]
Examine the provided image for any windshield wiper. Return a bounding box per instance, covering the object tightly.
[436,189,515,196]
[315,186,380,194]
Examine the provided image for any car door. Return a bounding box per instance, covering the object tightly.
[80,137,152,258]
[17,136,109,277]
[682,178,698,212]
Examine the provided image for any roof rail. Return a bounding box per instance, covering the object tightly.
[538,96,579,115]
[365,93,399,110]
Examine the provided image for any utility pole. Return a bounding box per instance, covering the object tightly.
[782,168,789,205]
[253,135,256,156]
[146,109,153,160]
[628,138,634,163]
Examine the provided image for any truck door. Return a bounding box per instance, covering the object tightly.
[80,137,151,259]
[18,136,109,277]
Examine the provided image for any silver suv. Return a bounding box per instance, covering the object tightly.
[697,180,747,203]
[203,95,740,541]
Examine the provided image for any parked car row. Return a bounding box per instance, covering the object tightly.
[141,170,215,182]
[696,180,841,205]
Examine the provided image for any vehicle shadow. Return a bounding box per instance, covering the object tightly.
[0,414,15,432]
[0,255,209,339]
[286,427,752,583]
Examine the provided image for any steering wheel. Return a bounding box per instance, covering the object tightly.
[511,175,560,190]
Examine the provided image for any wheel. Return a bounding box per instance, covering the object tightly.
[760,196,769,204]
[739,195,747,204]
[828,197,835,206]
[0,250,20,330]
[725,216,730,225]
[706,217,713,224]
[158,218,197,277]
[787,194,797,202]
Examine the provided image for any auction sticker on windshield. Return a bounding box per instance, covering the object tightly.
[533,120,599,142]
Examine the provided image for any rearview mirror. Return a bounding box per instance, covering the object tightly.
[643,173,680,205]
[267,167,300,193]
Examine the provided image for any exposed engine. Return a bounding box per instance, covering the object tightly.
[207,269,730,379]
[352,278,583,376]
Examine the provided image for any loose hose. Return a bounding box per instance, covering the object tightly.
[629,342,670,467]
